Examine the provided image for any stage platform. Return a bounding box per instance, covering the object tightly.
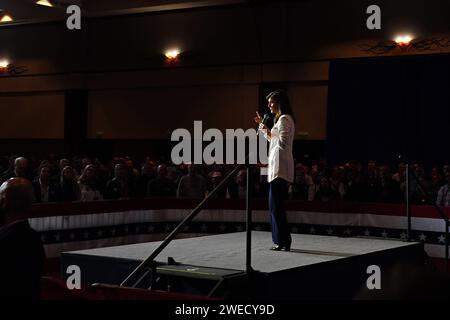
[61,232,426,299]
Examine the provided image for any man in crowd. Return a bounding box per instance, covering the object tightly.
[147,164,176,198]
[105,163,130,199]
[135,162,155,198]
[0,178,45,299]
[436,170,450,207]
[177,164,207,199]
[228,169,248,200]
[32,165,61,203]
[0,157,31,183]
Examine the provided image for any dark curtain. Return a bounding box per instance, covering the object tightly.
[327,55,450,168]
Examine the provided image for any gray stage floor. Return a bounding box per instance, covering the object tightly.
[64,232,420,273]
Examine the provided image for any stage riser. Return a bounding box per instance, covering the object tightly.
[61,239,425,299]
[260,244,426,299]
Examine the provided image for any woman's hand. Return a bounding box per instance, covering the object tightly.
[258,122,269,131]
[254,111,263,124]
[254,111,268,129]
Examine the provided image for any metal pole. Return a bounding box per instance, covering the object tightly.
[409,166,449,272]
[246,164,253,274]
[446,221,449,273]
[406,163,412,242]
[121,163,245,287]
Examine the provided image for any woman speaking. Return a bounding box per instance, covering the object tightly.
[255,90,295,251]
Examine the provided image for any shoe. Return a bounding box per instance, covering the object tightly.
[270,244,291,251]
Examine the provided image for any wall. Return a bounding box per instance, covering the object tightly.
[87,85,259,139]
[85,61,328,140]
[0,93,65,138]
[0,0,449,157]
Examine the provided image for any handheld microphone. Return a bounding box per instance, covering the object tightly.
[261,114,269,126]
[257,114,270,135]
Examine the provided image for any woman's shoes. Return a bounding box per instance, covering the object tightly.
[270,244,291,252]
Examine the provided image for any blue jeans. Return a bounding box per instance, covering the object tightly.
[269,178,291,246]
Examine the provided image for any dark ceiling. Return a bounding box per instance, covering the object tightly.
[0,0,249,25]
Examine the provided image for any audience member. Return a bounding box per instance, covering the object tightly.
[147,164,176,198]
[59,158,71,172]
[177,165,207,199]
[343,164,366,202]
[363,161,382,202]
[436,171,450,207]
[207,170,227,199]
[314,176,340,202]
[32,165,61,203]
[228,169,248,200]
[0,178,45,299]
[0,157,31,183]
[79,164,103,201]
[105,163,131,199]
[379,165,402,203]
[60,166,81,202]
[308,168,320,201]
[291,164,312,200]
[407,165,431,204]
[135,163,155,198]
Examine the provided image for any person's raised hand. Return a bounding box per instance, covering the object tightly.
[254,111,263,124]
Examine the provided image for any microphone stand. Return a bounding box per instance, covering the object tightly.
[406,163,412,242]
[399,155,449,272]
[245,118,267,274]
[398,155,412,242]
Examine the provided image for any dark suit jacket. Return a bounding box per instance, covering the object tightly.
[105,178,130,199]
[147,177,176,198]
[0,219,46,299]
[32,180,61,203]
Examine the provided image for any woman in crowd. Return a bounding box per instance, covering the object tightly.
[60,166,81,202]
[78,164,103,201]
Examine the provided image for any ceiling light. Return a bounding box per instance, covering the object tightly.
[0,14,13,23]
[36,0,54,7]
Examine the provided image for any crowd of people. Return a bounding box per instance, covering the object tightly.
[0,155,449,207]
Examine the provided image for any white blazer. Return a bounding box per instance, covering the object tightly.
[261,114,295,183]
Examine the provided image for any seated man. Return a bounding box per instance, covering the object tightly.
[32,165,61,203]
[176,165,207,199]
[0,157,31,183]
[147,164,176,198]
[105,163,130,200]
[436,171,450,207]
[0,178,46,299]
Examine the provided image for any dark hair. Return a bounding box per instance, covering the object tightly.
[266,90,296,124]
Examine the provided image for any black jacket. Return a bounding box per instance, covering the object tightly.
[32,180,61,203]
[0,219,46,299]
